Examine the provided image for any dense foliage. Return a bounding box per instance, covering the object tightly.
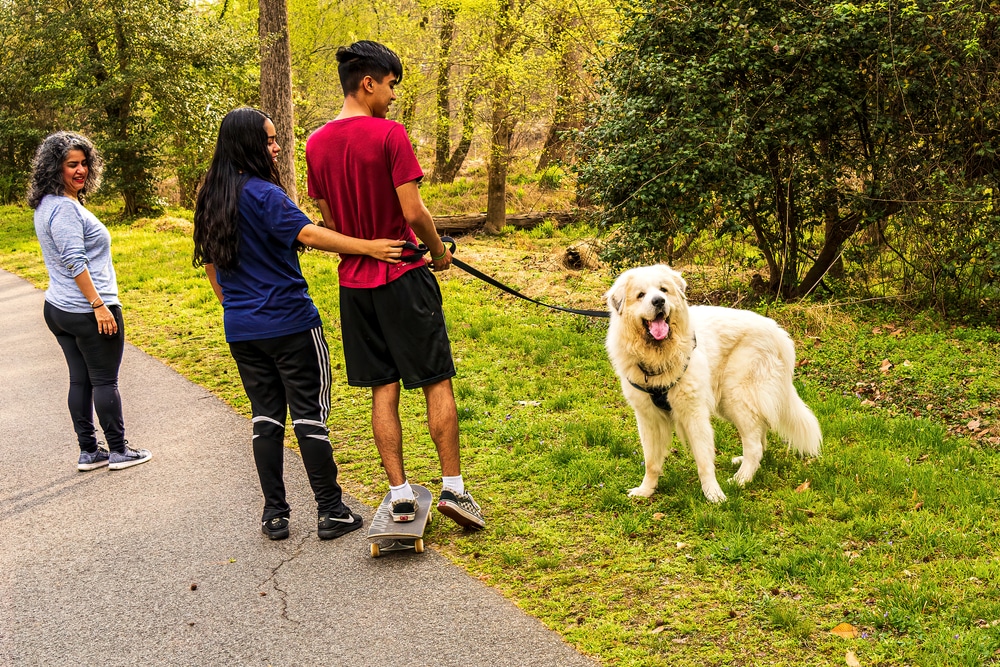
[0,0,256,213]
[578,1,1000,305]
[0,0,616,218]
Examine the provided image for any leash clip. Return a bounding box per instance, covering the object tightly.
[399,236,458,264]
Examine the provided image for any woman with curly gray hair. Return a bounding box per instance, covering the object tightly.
[29,131,152,471]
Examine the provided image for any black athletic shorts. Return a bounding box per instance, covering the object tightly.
[340,266,456,390]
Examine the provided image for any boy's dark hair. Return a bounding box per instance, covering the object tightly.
[336,40,403,96]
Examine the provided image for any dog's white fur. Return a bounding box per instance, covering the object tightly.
[605,265,822,503]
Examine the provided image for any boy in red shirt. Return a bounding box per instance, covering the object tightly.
[306,40,484,530]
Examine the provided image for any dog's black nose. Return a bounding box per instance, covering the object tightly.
[651,295,665,308]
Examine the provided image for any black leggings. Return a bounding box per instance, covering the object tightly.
[43,301,126,452]
[229,327,347,522]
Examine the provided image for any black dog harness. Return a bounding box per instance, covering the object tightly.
[627,334,697,412]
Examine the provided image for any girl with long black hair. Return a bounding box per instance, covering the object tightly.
[194,107,404,540]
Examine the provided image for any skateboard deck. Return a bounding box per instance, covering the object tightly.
[366,484,433,557]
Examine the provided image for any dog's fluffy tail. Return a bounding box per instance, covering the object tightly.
[776,392,822,458]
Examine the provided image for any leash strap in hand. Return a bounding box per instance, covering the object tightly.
[401,236,609,319]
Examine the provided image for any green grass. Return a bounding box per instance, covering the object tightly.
[3,204,999,666]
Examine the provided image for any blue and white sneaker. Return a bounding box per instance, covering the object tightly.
[77,445,110,471]
[108,442,152,470]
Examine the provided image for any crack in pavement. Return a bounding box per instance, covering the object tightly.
[260,532,312,625]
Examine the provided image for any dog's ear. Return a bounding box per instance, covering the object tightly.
[673,270,688,298]
[605,281,626,314]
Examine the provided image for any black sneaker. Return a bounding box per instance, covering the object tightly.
[317,510,363,540]
[390,497,418,523]
[437,488,485,531]
[261,517,290,540]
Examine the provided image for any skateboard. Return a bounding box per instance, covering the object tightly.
[366,484,433,558]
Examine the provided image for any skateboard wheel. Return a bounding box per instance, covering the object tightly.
[370,543,380,558]
[414,538,424,554]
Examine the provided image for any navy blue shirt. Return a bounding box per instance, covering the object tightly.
[217,177,322,342]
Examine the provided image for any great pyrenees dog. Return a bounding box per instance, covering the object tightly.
[605,265,822,503]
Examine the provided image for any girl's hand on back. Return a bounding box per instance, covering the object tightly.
[370,239,405,263]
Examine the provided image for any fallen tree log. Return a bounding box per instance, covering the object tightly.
[434,211,580,234]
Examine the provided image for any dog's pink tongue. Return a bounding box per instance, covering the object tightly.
[648,319,670,341]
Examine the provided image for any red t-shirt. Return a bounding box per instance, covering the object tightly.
[306,116,425,288]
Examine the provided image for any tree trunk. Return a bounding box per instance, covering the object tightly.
[485,95,513,234]
[743,199,780,290]
[82,15,155,216]
[768,146,802,298]
[823,186,845,279]
[536,14,583,172]
[536,115,578,173]
[436,87,475,184]
[484,0,514,234]
[432,8,456,182]
[792,204,899,299]
[259,0,297,203]
[431,8,475,185]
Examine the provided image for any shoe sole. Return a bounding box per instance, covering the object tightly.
[262,528,289,540]
[108,453,152,470]
[437,501,485,531]
[391,513,416,522]
[317,518,364,540]
[78,461,109,471]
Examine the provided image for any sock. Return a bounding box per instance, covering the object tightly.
[389,481,414,502]
[441,475,464,495]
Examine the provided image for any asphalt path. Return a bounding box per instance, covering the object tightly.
[0,269,598,667]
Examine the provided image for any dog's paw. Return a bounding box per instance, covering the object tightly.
[729,470,754,487]
[702,485,727,503]
[627,486,655,498]
[731,455,744,466]
[730,461,760,487]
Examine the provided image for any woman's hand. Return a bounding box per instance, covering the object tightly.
[95,305,118,335]
[369,239,406,263]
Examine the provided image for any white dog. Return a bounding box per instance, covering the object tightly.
[605,265,822,503]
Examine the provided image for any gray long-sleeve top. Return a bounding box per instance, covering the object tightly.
[34,194,120,313]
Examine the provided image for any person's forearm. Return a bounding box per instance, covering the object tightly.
[74,268,116,332]
[298,223,378,255]
[205,264,224,304]
[72,269,103,306]
[406,208,446,257]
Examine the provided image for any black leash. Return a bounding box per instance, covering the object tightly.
[401,236,610,319]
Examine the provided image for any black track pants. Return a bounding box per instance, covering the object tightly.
[229,327,346,522]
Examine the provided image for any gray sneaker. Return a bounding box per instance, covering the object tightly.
[108,442,152,470]
[437,488,485,530]
[78,445,110,471]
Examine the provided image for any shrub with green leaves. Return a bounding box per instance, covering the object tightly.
[578,1,1000,304]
